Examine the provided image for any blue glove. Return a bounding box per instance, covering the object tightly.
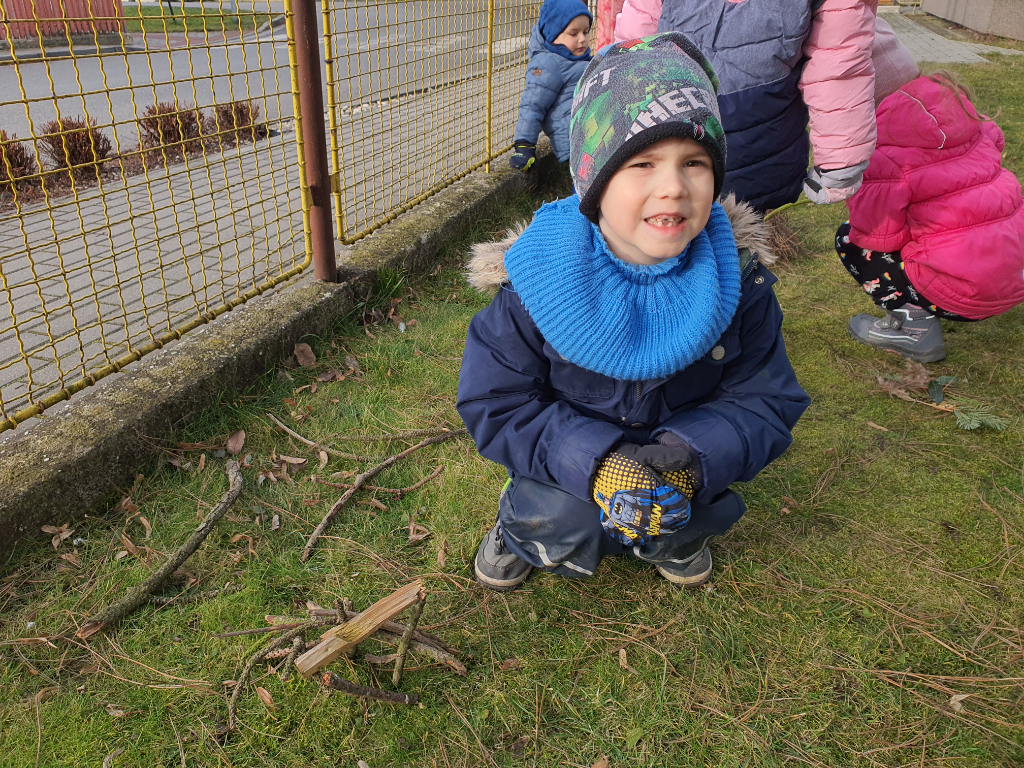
[509,141,536,171]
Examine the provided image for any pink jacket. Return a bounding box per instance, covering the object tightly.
[613,0,877,171]
[848,76,1024,319]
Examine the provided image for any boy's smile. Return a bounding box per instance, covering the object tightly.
[597,136,715,266]
[553,15,591,57]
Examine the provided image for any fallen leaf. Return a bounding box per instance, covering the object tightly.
[437,539,447,567]
[114,550,129,560]
[618,648,636,674]
[138,516,152,539]
[407,319,417,327]
[43,523,74,550]
[780,507,791,516]
[120,532,140,557]
[294,343,317,368]
[865,421,889,432]
[59,552,81,567]
[408,515,431,543]
[294,384,311,394]
[331,470,356,480]
[271,515,280,531]
[361,498,388,512]
[318,450,328,470]
[79,663,99,674]
[592,757,611,768]
[256,686,278,711]
[114,495,139,518]
[499,658,521,671]
[345,355,361,374]
[198,453,206,472]
[226,429,246,456]
[222,680,237,688]
[310,381,318,394]
[511,736,530,757]
[950,693,970,713]
[41,525,61,534]
[105,703,128,718]
[229,533,258,558]
[279,455,308,467]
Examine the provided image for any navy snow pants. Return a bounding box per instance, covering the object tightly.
[497,473,747,578]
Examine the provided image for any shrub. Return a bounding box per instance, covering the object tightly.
[214,100,267,146]
[38,116,112,178]
[139,101,205,163]
[0,130,38,187]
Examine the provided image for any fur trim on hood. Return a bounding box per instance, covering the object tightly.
[466,193,774,291]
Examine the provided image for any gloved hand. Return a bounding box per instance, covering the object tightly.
[592,451,691,546]
[615,438,701,499]
[802,161,870,205]
[509,141,536,171]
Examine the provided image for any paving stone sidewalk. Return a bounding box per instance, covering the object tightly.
[879,8,1024,64]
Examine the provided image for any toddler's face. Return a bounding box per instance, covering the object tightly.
[597,137,714,266]
[553,15,591,56]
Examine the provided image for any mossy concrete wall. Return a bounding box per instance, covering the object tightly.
[0,142,558,555]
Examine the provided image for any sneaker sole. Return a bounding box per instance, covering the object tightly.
[655,558,713,588]
[474,561,532,592]
[848,326,946,363]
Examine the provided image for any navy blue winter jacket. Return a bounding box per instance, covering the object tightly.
[457,207,810,505]
[513,25,591,162]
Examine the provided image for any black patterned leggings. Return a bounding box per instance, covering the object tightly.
[835,222,967,320]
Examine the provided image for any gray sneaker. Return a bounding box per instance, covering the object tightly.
[848,305,946,363]
[654,547,713,587]
[474,522,532,591]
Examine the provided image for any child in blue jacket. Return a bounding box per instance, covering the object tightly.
[509,0,593,170]
[458,34,809,591]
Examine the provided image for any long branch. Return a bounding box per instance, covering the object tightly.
[300,430,467,562]
[77,461,243,639]
[265,413,367,461]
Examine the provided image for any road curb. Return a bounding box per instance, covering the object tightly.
[0,140,558,556]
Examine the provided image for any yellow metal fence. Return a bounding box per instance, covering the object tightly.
[0,0,557,432]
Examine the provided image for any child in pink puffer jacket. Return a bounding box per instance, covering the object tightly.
[836,18,1024,363]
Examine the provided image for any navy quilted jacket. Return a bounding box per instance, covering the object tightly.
[457,255,810,504]
[513,25,591,162]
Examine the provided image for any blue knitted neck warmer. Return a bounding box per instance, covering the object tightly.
[504,196,740,380]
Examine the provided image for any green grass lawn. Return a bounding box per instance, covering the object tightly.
[123,4,272,34]
[1,57,1023,767]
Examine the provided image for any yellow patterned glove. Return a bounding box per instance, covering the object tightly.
[592,452,691,546]
[615,441,701,499]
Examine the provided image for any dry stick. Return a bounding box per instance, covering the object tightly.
[228,617,335,729]
[301,431,468,562]
[149,584,244,606]
[77,461,243,639]
[393,595,427,686]
[265,413,366,461]
[330,428,461,442]
[321,671,419,706]
[315,463,445,497]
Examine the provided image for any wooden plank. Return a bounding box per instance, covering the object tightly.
[295,580,425,678]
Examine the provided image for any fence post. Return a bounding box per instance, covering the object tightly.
[292,0,337,281]
[484,0,495,172]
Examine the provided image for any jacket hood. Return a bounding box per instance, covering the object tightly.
[466,193,773,291]
[878,76,982,151]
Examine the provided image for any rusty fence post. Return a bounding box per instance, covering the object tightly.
[292,0,337,281]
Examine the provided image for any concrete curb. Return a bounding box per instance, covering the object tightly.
[0,141,558,555]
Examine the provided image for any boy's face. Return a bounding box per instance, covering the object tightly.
[597,137,715,266]
[553,15,591,56]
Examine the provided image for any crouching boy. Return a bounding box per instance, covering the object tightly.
[458,34,810,590]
